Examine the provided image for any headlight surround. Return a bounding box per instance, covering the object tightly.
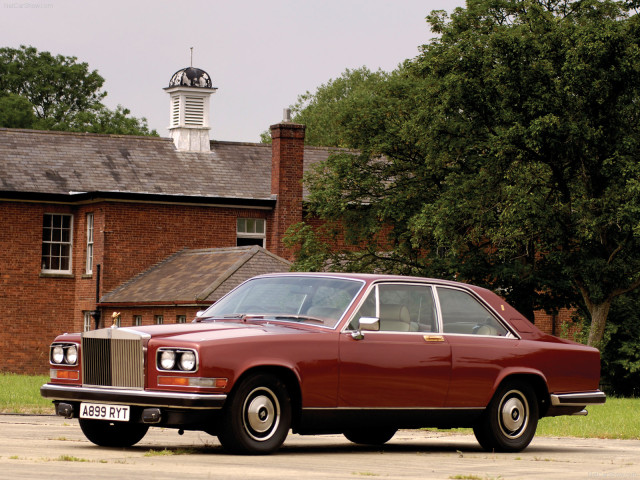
[157,348,198,372]
[50,343,79,366]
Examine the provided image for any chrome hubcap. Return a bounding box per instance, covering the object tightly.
[243,387,279,441]
[499,390,528,439]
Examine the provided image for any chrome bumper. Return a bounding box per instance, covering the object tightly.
[550,391,606,407]
[41,383,227,410]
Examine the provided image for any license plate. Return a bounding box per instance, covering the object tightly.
[80,403,130,422]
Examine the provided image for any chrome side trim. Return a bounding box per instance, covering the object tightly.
[40,383,226,410]
[550,391,606,407]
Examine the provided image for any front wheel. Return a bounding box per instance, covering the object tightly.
[79,419,149,447]
[473,381,539,452]
[217,373,292,455]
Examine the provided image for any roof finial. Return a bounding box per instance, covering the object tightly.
[190,47,194,67]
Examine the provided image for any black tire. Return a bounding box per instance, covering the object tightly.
[79,419,149,447]
[217,373,292,455]
[473,381,539,452]
[344,427,397,446]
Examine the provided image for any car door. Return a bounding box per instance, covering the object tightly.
[435,285,520,408]
[338,283,452,408]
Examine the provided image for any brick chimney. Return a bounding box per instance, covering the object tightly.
[269,110,306,261]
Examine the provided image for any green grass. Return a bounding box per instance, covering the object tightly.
[1,374,638,440]
[0,373,54,414]
[537,397,639,440]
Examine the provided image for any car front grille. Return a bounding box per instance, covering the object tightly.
[81,328,145,389]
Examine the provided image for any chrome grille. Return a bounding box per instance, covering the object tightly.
[81,328,145,389]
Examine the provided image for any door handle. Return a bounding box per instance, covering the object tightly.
[423,335,444,342]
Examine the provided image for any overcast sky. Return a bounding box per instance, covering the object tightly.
[1,0,464,142]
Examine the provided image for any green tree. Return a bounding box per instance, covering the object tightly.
[289,0,640,347]
[0,93,36,128]
[0,45,156,135]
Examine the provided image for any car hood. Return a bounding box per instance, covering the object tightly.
[118,319,325,343]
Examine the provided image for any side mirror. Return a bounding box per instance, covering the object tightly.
[351,317,380,340]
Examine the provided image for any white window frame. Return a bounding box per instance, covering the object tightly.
[42,213,73,273]
[237,218,266,247]
[155,315,164,325]
[134,315,142,326]
[177,315,186,324]
[86,213,94,274]
[83,312,92,332]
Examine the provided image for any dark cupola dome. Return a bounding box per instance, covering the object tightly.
[168,67,213,89]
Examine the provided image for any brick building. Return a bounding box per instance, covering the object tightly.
[0,66,332,374]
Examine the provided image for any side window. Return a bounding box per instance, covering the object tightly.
[437,287,508,336]
[349,284,437,332]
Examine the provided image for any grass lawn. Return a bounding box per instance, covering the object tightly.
[1,374,638,439]
[0,373,53,414]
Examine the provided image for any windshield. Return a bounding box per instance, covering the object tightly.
[201,276,364,328]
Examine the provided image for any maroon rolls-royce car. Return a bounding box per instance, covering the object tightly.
[41,273,605,454]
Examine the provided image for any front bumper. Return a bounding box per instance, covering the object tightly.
[41,383,227,410]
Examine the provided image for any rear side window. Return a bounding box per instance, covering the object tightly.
[437,287,509,336]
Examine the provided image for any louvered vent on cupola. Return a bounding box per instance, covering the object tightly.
[184,96,205,126]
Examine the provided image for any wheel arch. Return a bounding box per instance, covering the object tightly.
[492,372,550,416]
[230,365,303,429]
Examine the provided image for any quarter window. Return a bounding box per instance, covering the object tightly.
[42,214,73,273]
[437,287,509,336]
[237,218,265,247]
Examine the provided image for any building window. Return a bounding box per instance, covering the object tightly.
[155,315,164,325]
[83,312,92,332]
[134,315,142,326]
[86,213,94,274]
[237,218,265,247]
[42,214,73,273]
[177,315,186,324]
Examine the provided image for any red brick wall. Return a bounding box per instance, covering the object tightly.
[0,203,77,373]
[0,200,268,374]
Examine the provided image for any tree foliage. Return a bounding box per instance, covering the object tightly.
[0,45,156,135]
[287,0,640,346]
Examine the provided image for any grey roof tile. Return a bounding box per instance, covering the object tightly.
[0,128,335,201]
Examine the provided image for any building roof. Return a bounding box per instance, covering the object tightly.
[0,128,334,204]
[99,245,291,306]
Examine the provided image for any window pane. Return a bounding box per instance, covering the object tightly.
[255,219,265,234]
[41,214,72,272]
[438,287,508,336]
[237,218,245,232]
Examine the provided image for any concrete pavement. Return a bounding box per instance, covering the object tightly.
[1,414,639,479]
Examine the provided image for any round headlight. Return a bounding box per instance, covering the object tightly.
[179,351,196,371]
[159,350,176,370]
[52,346,64,364]
[65,345,78,365]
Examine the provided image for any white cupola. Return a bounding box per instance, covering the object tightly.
[164,66,217,152]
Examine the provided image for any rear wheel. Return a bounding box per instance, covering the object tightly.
[344,427,397,446]
[79,419,149,447]
[217,373,292,455]
[473,381,539,452]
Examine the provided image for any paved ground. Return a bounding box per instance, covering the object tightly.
[1,414,639,479]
